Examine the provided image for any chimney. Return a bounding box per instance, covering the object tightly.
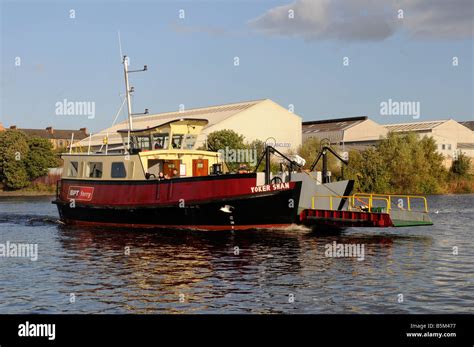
[10,125,17,130]
[79,127,88,134]
[46,126,54,134]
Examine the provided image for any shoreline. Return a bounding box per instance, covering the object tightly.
[0,190,55,197]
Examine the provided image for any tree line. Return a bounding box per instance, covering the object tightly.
[0,130,60,190]
[298,132,472,194]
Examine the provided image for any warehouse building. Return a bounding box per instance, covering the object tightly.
[302,116,388,150]
[385,119,474,167]
[74,99,301,153]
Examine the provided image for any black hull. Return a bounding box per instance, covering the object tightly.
[54,183,302,230]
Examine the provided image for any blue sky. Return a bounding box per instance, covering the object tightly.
[1,0,472,133]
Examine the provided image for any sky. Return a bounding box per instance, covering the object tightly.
[0,0,473,133]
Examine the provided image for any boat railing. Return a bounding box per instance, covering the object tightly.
[311,193,429,213]
[353,193,429,213]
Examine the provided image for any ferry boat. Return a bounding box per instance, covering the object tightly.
[53,55,304,230]
[53,55,431,231]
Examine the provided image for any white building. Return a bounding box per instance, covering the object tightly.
[75,99,301,153]
[385,119,474,167]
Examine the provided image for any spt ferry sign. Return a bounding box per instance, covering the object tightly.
[250,182,290,193]
[68,186,94,201]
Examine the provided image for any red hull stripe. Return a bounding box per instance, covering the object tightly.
[64,219,292,231]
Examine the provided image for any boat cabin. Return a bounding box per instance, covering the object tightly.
[61,119,225,181]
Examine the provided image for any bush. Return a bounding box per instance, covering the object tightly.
[451,152,471,177]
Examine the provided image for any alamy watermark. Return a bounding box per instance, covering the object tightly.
[55,98,95,119]
[18,321,55,340]
[218,146,257,166]
[265,137,291,149]
[380,98,420,119]
[0,241,38,261]
[325,241,365,261]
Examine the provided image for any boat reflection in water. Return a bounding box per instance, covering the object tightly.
[55,224,432,314]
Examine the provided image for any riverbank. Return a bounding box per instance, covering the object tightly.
[441,176,474,194]
[0,183,55,197]
[0,190,55,197]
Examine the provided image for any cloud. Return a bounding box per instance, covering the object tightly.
[249,0,473,41]
[399,0,473,39]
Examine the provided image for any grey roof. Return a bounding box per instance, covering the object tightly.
[385,120,447,132]
[459,121,474,131]
[302,116,368,133]
[302,116,369,144]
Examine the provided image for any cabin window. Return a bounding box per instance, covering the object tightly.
[67,161,79,177]
[136,136,151,150]
[152,134,169,150]
[183,134,197,149]
[171,134,184,149]
[86,162,103,178]
[111,162,127,178]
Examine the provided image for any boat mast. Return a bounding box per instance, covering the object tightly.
[123,55,133,133]
[121,55,148,152]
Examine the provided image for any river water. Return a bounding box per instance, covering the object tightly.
[0,194,472,314]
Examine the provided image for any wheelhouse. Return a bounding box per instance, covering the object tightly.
[61,118,225,181]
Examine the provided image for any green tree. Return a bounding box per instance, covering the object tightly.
[205,129,245,152]
[345,133,446,194]
[25,137,60,180]
[246,139,266,171]
[0,130,30,189]
[297,137,341,176]
[204,130,248,172]
[0,130,59,190]
[346,147,391,193]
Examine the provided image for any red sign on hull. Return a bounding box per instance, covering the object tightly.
[67,186,94,201]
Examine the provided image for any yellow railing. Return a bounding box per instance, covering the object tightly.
[311,193,429,213]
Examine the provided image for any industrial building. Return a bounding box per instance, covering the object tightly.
[385,119,474,167]
[74,99,301,153]
[302,116,388,150]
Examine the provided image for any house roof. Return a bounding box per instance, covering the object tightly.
[384,120,448,132]
[302,116,368,134]
[74,99,266,147]
[13,128,89,140]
